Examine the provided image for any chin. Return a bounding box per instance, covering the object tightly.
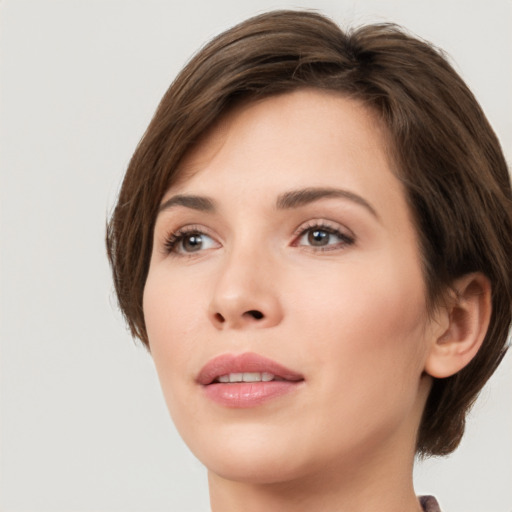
[184,424,315,485]
[206,452,311,485]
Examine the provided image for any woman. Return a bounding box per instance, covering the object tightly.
[106,10,512,512]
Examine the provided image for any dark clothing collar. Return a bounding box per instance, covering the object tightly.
[420,495,441,512]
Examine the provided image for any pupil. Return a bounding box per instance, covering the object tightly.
[183,233,202,252]
[308,229,329,246]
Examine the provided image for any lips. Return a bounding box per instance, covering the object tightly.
[197,352,304,384]
[197,352,304,408]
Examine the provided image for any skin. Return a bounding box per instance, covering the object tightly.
[143,89,473,512]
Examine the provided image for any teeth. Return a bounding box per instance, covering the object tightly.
[216,372,276,383]
[242,372,261,382]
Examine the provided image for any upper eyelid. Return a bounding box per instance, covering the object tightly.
[173,224,211,235]
[161,219,351,235]
[293,218,355,238]
[154,209,217,237]
[161,223,216,239]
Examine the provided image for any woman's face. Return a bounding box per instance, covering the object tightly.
[144,89,435,484]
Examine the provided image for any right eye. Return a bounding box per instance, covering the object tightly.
[164,229,219,255]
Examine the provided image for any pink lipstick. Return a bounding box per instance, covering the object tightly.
[197,352,304,408]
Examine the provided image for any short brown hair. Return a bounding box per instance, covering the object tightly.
[106,10,512,456]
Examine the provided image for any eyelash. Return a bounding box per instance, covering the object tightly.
[162,221,355,256]
[292,221,355,251]
[162,225,211,255]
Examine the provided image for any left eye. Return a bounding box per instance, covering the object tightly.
[297,227,353,248]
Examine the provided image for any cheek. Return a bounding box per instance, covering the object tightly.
[144,265,208,344]
[290,250,429,394]
[142,268,206,406]
[282,257,429,457]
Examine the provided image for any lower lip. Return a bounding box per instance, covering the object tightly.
[202,381,302,408]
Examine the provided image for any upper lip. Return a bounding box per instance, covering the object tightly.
[196,352,304,385]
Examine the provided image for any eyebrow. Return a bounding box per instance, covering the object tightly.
[276,187,379,218]
[158,187,378,219]
[158,194,216,213]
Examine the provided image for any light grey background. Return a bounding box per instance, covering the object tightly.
[1,1,510,511]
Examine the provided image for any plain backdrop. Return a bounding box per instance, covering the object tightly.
[0,1,511,511]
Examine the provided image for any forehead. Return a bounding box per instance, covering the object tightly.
[163,89,399,207]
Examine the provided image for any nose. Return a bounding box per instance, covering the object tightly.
[208,247,284,330]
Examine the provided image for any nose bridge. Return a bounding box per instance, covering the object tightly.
[208,235,283,330]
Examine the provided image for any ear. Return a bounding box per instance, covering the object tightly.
[424,273,492,379]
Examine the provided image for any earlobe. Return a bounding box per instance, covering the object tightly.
[424,273,492,379]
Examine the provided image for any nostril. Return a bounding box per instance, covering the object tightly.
[214,312,225,323]
[246,310,264,320]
